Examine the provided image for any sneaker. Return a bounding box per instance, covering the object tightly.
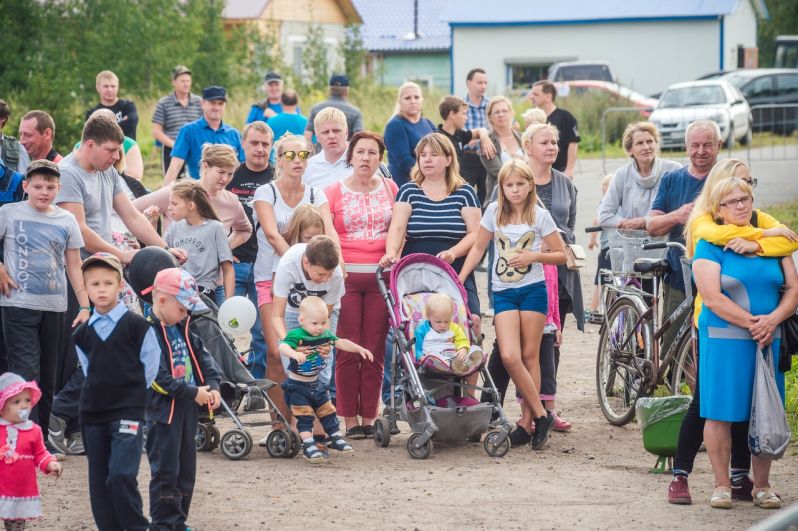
[552,412,572,432]
[327,435,354,454]
[302,441,328,464]
[48,415,68,455]
[45,441,66,462]
[508,425,532,447]
[452,347,484,375]
[710,487,733,509]
[530,412,555,450]
[731,476,754,501]
[667,475,692,505]
[361,425,374,439]
[65,432,85,456]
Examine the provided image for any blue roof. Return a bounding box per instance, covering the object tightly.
[441,0,743,25]
[352,0,450,53]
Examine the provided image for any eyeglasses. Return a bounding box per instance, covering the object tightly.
[718,195,753,209]
[279,150,311,161]
[745,177,758,188]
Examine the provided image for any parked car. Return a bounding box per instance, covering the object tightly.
[547,61,615,83]
[649,80,752,149]
[554,80,658,116]
[718,68,798,134]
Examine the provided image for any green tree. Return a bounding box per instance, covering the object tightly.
[338,24,366,88]
[302,22,329,91]
[758,0,798,67]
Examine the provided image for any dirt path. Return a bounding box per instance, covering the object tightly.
[34,262,796,530]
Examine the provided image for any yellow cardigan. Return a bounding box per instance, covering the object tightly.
[689,209,798,324]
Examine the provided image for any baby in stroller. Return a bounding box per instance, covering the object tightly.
[414,293,483,377]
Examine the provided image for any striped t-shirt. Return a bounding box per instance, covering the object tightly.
[396,183,480,243]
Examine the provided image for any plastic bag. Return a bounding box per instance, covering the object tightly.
[635,396,691,431]
[749,345,791,460]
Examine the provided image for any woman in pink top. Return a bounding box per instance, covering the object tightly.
[325,131,398,439]
[133,144,252,249]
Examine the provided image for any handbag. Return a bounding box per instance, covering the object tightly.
[749,345,791,460]
[564,243,586,270]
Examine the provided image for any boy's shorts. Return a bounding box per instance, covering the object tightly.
[281,378,335,418]
[256,280,273,307]
[493,280,548,315]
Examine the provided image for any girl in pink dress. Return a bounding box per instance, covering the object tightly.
[0,373,62,530]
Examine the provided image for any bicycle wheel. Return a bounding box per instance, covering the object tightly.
[670,331,696,397]
[596,296,653,426]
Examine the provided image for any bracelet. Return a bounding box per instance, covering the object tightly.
[79,306,91,311]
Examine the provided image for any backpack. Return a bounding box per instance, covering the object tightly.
[0,160,24,205]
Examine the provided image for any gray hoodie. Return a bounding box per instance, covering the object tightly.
[598,157,682,227]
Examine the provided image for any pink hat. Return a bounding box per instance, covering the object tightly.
[0,373,42,412]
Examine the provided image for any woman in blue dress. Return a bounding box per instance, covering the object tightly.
[693,177,798,510]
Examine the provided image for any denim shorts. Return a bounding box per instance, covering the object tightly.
[493,280,548,315]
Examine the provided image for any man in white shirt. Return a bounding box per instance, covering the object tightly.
[303,107,351,190]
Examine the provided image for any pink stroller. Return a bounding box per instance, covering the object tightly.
[374,254,512,459]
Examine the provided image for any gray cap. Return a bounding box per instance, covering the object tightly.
[25,159,60,179]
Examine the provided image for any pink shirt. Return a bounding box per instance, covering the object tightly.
[325,178,398,265]
[133,185,252,240]
[543,264,561,330]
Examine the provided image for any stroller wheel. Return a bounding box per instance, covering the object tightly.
[287,430,301,458]
[195,423,214,452]
[406,433,433,459]
[484,431,510,458]
[265,429,292,458]
[210,425,221,451]
[373,418,391,448]
[220,429,252,460]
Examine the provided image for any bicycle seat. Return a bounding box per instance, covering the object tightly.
[633,258,670,276]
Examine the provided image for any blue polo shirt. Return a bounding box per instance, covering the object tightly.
[171,116,244,179]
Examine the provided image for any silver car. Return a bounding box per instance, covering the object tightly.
[650,80,752,149]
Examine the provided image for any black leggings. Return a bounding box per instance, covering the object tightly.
[480,334,557,406]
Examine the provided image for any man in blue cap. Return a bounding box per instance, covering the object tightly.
[163,86,244,185]
[245,71,290,125]
[305,74,363,144]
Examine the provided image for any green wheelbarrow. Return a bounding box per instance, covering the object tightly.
[635,396,692,474]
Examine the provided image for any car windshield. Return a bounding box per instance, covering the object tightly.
[556,65,613,82]
[659,86,726,108]
[721,73,751,89]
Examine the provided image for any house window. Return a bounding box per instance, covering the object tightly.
[507,64,549,92]
[406,76,433,90]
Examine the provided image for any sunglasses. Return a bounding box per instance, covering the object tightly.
[279,150,311,161]
[745,177,758,188]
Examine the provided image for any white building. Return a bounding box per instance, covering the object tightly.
[442,0,767,96]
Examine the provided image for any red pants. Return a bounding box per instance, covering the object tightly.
[335,272,388,418]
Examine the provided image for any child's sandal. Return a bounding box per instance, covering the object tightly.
[302,441,328,463]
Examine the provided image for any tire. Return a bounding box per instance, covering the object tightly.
[595,297,653,426]
[288,430,301,458]
[483,431,510,458]
[406,433,433,459]
[195,423,214,452]
[740,123,752,146]
[264,429,292,458]
[373,417,391,448]
[220,429,252,460]
[670,332,697,397]
[210,425,221,451]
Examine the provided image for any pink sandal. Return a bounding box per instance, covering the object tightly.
[552,412,572,432]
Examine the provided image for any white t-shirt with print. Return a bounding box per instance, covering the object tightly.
[272,243,344,311]
[251,183,327,282]
[480,202,557,292]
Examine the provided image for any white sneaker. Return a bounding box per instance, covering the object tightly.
[258,434,270,447]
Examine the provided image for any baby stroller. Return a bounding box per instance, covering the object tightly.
[190,296,299,461]
[375,254,512,459]
[127,248,297,461]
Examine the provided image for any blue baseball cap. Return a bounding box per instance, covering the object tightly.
[149,268,208,312]
[329,74,349,87]
[202,86,227,101]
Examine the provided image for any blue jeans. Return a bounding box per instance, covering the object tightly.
[281,309,339,399]
[232,262,267,379]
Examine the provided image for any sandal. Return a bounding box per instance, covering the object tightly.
[753,488,781,509]
[552,412,572,432]
[710,487,733,509]
[302,441,328,464]
[345,426,365,439]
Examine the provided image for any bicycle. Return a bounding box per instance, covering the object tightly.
[585,228,698,426]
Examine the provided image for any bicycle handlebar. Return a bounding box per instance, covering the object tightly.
[585,226,603,233]
[642,241,687,253]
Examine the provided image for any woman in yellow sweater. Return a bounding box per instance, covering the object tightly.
[667,158,798,506]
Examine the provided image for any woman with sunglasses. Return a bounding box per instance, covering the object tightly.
[252,132,335,427]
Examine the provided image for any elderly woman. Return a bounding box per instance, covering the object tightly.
[692,176,798,509]
[325,131,398,438]
[479,96,523,201]
[665,159,798,505]
[598,122,681,230]
[384,82,436,187]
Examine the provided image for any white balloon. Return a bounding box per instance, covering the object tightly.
[217,296,257,336]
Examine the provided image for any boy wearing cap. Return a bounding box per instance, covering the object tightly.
[152,65,203,175]
[0,160,90,454]
[145,267,221,530]
[164,85,245,185]
[74,252,161,531]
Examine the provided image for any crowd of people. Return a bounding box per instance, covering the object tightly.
[0,60,796,529]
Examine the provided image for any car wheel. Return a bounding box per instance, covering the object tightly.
[740,122,752,146]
